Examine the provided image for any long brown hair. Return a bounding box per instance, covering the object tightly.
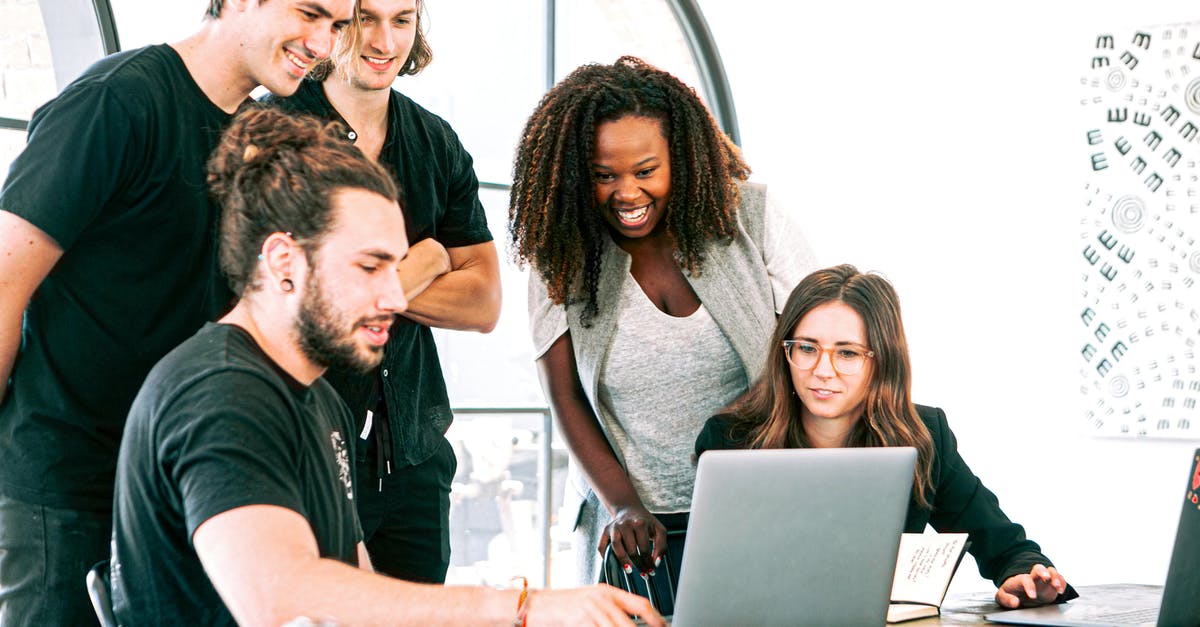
[726,264,935,508]
[310,0,434,82]
[508,56,750,325]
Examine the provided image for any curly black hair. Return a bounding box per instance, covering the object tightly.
[509,55,750,325]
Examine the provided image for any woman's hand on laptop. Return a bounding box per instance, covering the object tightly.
[526,584,666,626]
[599,505,668,575]
[995,564,1068,608]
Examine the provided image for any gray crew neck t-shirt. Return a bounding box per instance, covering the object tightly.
[596,277,748,513]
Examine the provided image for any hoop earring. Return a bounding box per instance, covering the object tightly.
[280,278,294,293]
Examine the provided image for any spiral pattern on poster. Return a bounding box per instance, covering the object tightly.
[1190,250,1200,274]
[1186,78,1200,114]
[1106,69,1127,92]
[1109,375,1130,398]
[1111,196,1146,233]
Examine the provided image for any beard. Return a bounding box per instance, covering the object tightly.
[297,271,387,374]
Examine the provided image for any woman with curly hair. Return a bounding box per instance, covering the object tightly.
[510,56,817,584]
[695,264,1077,609]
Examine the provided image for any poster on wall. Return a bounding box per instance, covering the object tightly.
[1080,21,1200,439]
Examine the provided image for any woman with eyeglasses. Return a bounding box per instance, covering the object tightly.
[510,56,817,585]
[695,264,1077,609]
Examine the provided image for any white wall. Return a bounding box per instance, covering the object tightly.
[700,0,1200,592]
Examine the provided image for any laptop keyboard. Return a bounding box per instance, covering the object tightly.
[1081,606,1158,623]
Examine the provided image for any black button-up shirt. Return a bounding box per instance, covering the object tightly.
[264,80,492,469]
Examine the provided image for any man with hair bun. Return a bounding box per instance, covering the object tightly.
[110,106,662,627]
[0,1,351,622]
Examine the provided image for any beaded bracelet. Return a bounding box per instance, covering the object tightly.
[511,576,531,627]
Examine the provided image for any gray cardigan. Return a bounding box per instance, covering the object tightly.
[528,181,815,582]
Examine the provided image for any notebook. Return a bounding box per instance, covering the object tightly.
[984,448,1200,627]
[667,447,918,627]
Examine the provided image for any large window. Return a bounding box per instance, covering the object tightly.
[400,0,726,587]
[554,0,702,88]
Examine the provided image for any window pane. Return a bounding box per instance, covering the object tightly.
[400,0,547,186]
[434,186,543,407]
[426,0,712,589]
[0,0,56,120]
[109,0,205,51]
[446,409,568,588]
[555,0,703,97]
[0,127,26,187]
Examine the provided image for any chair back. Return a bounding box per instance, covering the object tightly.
[600,528,686,617]
[86,560,118,627]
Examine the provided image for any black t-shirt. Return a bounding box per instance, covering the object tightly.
[111,323,361,625]
[0,45,235,510]
[265,80,492,468]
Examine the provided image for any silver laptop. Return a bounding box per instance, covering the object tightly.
[985,448,1200,627]
[668,447,917,627]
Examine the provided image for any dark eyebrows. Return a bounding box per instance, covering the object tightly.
[299,1,333,18]
[590,156,661,171]
[301,0,352,28]
[790,336,867,348]
[361,250,397,263]
[360,7,417,20]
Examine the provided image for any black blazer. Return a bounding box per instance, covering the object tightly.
[696,404,1076,592]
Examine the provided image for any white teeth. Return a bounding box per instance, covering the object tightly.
[365,56,391,64]
[367,326,382,332]
[616,204,650,224]
[284,49,309,70]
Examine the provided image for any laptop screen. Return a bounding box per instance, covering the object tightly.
[1157,448,1200,626]
[671,447,917,626]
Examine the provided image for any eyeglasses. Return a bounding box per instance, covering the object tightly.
[781,340,875,375]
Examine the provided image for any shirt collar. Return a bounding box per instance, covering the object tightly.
[300,79,402,152]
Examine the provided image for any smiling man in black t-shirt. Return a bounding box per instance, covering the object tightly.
[0,1,353,623]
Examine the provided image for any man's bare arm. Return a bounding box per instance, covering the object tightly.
[399,240,501,333]
[193,504,662,626]
[0,211,63,403]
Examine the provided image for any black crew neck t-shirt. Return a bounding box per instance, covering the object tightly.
[0,44,235,510]
[111,323,360,625]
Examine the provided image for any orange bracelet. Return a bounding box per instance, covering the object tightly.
[511,576,531,627]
